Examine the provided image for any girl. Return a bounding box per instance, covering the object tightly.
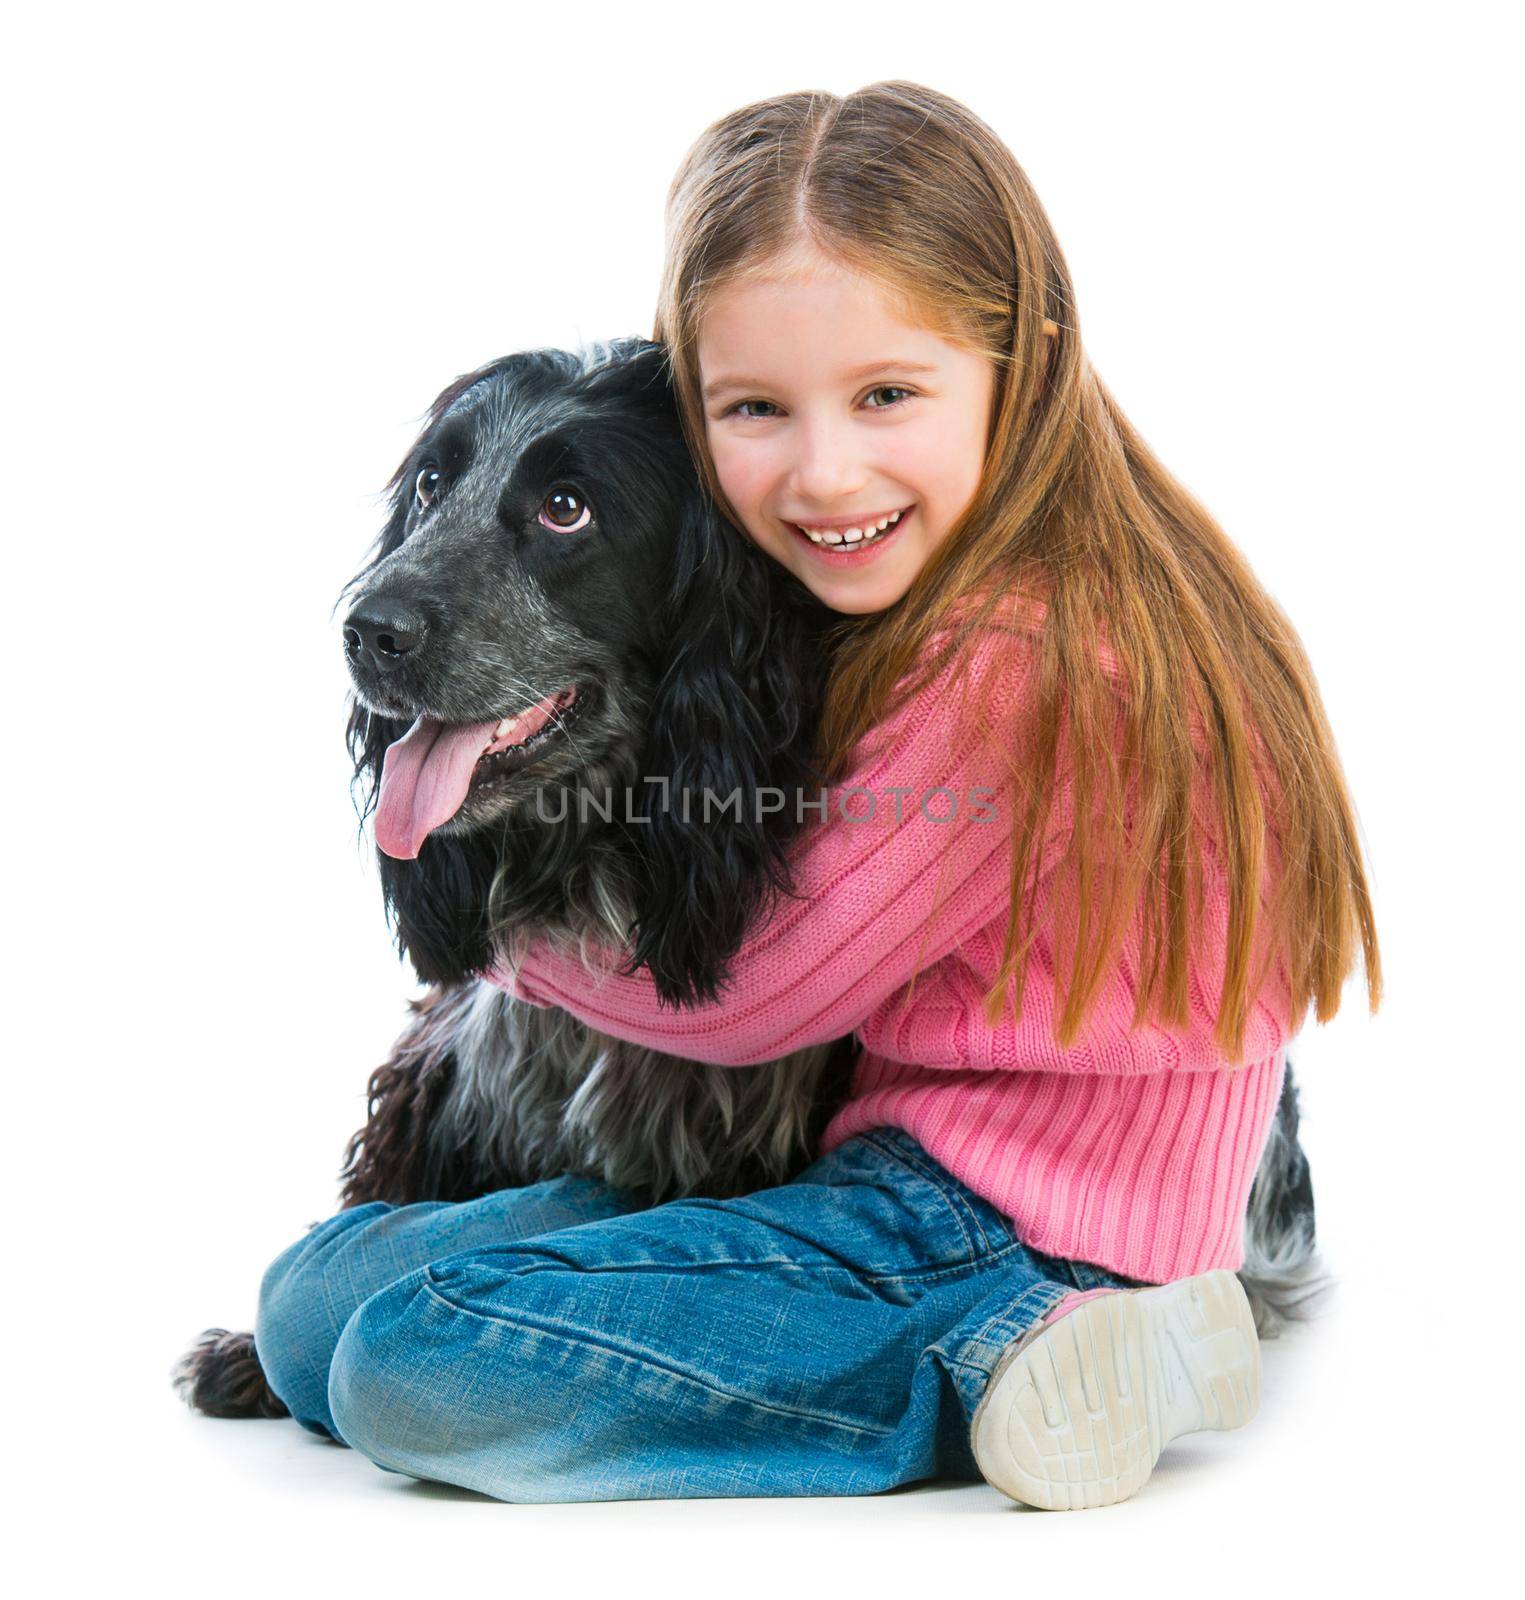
[254,81,1380,1510]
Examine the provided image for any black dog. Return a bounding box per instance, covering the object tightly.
[173,338,1324,1421]
[173,338,856,1417]
[326,339,855,1214]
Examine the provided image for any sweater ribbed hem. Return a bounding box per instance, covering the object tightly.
[818,1048,1287,1283]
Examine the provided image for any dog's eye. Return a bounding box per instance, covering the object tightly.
[538,486,591,533]
[414,467,443,510]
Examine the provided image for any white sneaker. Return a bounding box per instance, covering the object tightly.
[970,1268,1261,1510]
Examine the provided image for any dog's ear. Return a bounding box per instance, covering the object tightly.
[626,489,835,1007]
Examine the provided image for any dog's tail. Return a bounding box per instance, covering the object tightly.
[1238,1059,1334,1338]
[171,1328,287,1420]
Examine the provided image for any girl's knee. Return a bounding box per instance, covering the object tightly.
[326,1259,596,1499]
[327,1269,498,1481]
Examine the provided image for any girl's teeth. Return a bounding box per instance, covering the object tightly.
[797,507,908,547]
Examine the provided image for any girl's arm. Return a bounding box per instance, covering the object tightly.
[492,627,1046,1065]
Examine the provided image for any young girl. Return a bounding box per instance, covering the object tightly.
[254,81,1380,1510]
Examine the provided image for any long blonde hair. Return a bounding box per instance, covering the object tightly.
[652,80,1381,1062]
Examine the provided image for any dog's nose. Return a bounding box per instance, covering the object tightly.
[343,598,427,672]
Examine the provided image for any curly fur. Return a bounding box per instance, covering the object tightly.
[337,980,857,1208]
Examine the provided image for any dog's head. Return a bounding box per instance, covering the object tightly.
[339,339,833,998]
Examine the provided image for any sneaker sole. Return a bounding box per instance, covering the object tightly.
[970,1268,1261,1510]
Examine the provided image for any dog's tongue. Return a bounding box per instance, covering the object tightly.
[373,691,571,859]
[375,715,501,860]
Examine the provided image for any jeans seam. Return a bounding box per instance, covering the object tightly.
[427,1237,1032,1296]
[430,1253,855,1279]
[856,1129,1006,1258]
[417,1280,894,1440]
[861,1234,1036,1289]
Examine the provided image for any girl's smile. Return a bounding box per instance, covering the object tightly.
[786,502,915,562]
[697,243,995,615]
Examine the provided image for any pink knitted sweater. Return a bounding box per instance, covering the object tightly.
[490,615,1297,1284]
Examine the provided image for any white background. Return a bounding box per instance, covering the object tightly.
[6,1,1518,1592]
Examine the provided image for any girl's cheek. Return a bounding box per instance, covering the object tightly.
[711,444,769,516]
[705,429,739,484]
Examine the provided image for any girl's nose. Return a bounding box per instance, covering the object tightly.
[786,416,868,505]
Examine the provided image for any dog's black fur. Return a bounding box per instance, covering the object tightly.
[173,339,1326,1423]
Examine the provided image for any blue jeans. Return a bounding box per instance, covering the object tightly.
[254,1127,1140,1502]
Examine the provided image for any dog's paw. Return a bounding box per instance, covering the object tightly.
[171,1327,290,1419]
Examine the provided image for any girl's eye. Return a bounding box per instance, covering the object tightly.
[538,486,592,533]
[725,385,914,420]
[414,466,443,509]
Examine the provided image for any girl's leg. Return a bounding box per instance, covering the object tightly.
[254,1173,647,1440]
[320,1128,1108,1502]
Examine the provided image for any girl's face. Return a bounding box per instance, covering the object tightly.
[697,249,996,615]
